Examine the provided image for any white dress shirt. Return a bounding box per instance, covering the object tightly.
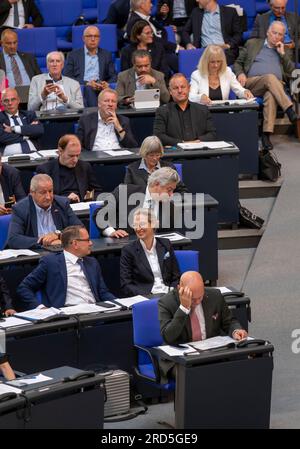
[0,183,5,205]
[180,302,207,340]
[92,112,121,151]
[140,237,170,294]
[3,113,37,156]
[3,0,25,28]
[64,250,96,306]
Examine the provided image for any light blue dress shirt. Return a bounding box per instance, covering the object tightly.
[34,203,56,237]
[83,46,100,82]
[3,52,30,87]
[201,5,225,47]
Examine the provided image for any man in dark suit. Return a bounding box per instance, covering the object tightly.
[37,134,102,203]
[77,87,137,150]
[64,26,117,107]
[251,0,300,59]
[0,274,15,316]
[17,225,116,310]
[103,0,130,48]
[116,50,170,106]
[0,29,41,87]
[153,73,216,146]
[0,87,44,155]
[7,174,82,249]
[156,0,197,41]
[120,207,180,296]
[181,0,242,65]
[0,0,43,31]
[0,155,25,215]
[158,271,247,380]
[95,166,180,238]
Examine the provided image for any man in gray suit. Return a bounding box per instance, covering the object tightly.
[28,51,84,111]
[251,0,300,59]
[0,29,40,87]
[116,49,170,106]
[158,271,247,381]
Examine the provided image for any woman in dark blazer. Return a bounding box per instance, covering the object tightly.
[120,20,170,80]
[120,208,180,297]
[124,135,188,194]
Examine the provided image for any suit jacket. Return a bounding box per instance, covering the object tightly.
[17,252,115,310]
[120,237,180,296]
[36,159,103,201]
[124,159,188,194]
[156,0,197,25]
[189,66,246,103]
[64,47,117,85]
[0,164,26,202]
[0,275,13,312]
[7,195,82,249]
[77,111,137,150]
[27,73,84,111]
[233,38,295,82]
[120,42,170,80]
[94,184,177,235]
[126,11,177,53]
[0,0,43,27]
[181,6,242,64]
[158,288,241,380]
[0,51,41,81]
[0,109,44,152]
[153,101,216,146]
[103,0,130,28]
[251,11,300,45]
[116,67,170,105]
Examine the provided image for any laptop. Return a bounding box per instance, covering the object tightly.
[134,89,160,109]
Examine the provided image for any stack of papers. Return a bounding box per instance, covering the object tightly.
[59,302,121,315]
[0,384,22,395]
[115,295,148,308]
[157,344,197,356]
[214,287,233,294]
[0,317,33,329]
[70,201,104,212]
[14,306,63,322]
[211,98,257,106]
[102,149,133,156]
[38,149,58,158]
[155,232,186,242]
[177,141,233,150]
[0,249,39,261]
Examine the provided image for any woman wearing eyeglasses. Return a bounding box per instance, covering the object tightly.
[124,135,188,194]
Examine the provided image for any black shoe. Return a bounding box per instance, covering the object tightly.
[261,133,273,151]
[286,106,298,124]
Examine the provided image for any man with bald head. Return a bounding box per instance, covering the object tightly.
[64,25,117,107]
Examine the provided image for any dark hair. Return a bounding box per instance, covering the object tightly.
[130,20,150,43]
[61,225,85,248]
[132,49,152,65]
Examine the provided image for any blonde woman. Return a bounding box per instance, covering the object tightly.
[189,45,253,105]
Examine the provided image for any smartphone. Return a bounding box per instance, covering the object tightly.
[4,200,14,208]
[45,79,54,85]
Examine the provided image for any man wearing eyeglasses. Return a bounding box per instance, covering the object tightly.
[0,87,44,155]
[17,225,116,310]
[251,0,300,59]
[64,25,117,107]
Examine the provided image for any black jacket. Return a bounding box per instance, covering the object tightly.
[0,275,13,312]
[156,0,197,25]
[0,51,41,81]
[120,237,180,296]
[0,0,43,27]
[0,164,26,202]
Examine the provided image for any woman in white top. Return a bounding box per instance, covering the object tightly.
[189,45,253,105]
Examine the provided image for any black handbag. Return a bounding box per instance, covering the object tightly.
[258,150,281,182]
[238,202,264,229]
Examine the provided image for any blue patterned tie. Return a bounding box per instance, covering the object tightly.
[11,115,32,154]
[13,3,19,27]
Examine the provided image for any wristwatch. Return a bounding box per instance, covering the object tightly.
[54,230,61,239]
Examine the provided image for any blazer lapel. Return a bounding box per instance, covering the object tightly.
[52,160,61,195]
[79,49,85,83]
[136,240,154,279]
[74,163,85,199]
[128,69,136,97]
[51,200,62,229]
[59,254,68,301]
[98,48,104,81]
[0,173,9,201]
[29,195,39,237]
[90,113,99,149]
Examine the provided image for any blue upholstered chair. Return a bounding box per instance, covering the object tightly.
[0,215,11,250]
[16,27,57,72]
[82,0,98,22]
[173,163,183,181]
[97,0,112,22]
[178,48,204,81]
[89,202,103,238]
[174,250,199,274]
[71,24,118,56]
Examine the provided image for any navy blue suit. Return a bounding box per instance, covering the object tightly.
[7,195,82,249]
[0,164,26,202]
[0,110,44,153]
[17,252,116,310]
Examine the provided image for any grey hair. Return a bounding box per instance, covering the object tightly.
[133,207,158,228]
[130,0,145,10]
[148,167,179,187]
[139,136,164,158]
[46,51,65,65]
[30,174,53,192]
[268,20,286,33]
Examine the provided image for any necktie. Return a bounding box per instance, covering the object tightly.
[11,115,31,154]
[9,55,23,86]
[13,2,19,27]
[190,307,202,342]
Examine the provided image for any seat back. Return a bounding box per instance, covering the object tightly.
[72,24,118,55]
[286,0,300,13]
[217,0,257,29]
[0,215,11,250]
[97,0,112,22]
[178,48,204,81]
[174,250,199,274]
[89,202,103,238]
[173,163,182,181]
[132,298,163,348]
[164,25,176,43]
[16,27,57,72]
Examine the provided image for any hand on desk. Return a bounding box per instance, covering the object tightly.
[232,329,248,340]
[110,230,129,238]
[200,94,212,105]
[4,309,16,317]
[68,192,80,203]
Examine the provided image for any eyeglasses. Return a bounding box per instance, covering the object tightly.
[2,98,18,104]
[74,238,91,242]
[84,34,100,39]
[272,6,285,10]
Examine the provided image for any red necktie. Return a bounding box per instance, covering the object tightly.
[190,306,202,341]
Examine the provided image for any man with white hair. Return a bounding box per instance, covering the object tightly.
[28,51,84,111]
[234,21,297,151]
[94,166,180,238]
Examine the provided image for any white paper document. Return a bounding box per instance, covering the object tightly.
[155,232,186,242]
[214,287,233,294]
[189,336,237,351]
[0,384,22,395]
[14,306,62,322]
[211,98,256,106]
[115,295,148,308]
[102,150,133,156]
[59,302,121,315]
[8,374,52,386]
[177,141,234,150]
[70,201,104,212]
[157,344,196,356]
[0,249,39,260]
[38,149,58,158]
[0,317,33,329]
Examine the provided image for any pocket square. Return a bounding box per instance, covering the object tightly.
[212,313,219,320]
[163,251,170,260]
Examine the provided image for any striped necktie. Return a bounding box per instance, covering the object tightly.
[9,55,23,86]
